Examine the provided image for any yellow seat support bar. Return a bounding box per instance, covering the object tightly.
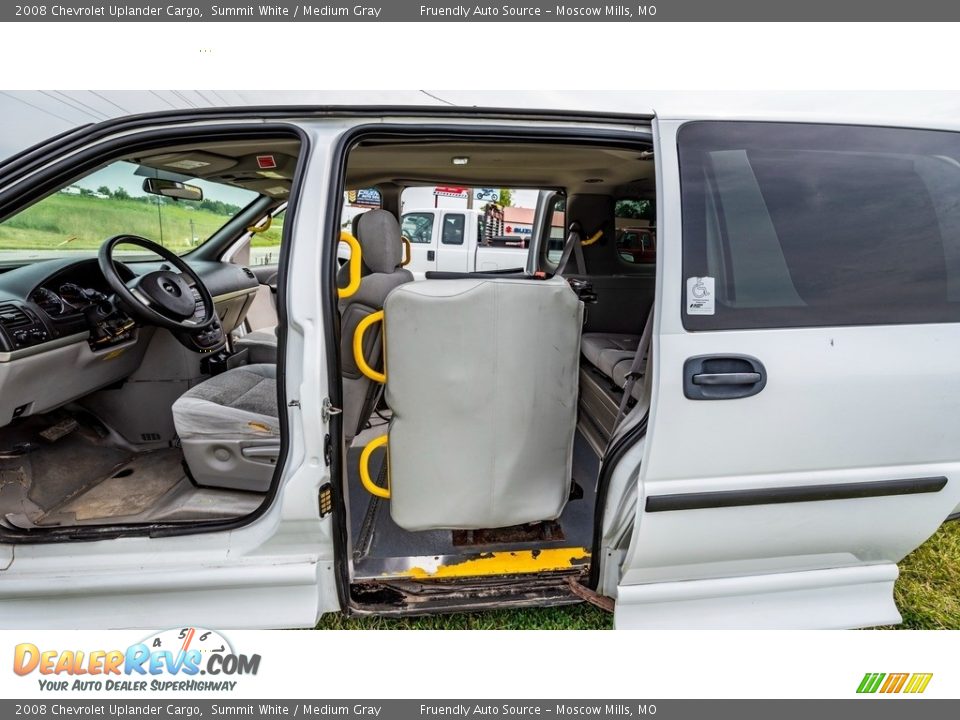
[359,435,390,499]
[338,232,362,299]
[353,310,386,384]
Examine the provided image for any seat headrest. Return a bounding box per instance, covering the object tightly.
[357,209,403,273]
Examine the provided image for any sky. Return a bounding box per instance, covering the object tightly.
[8,90,960,161]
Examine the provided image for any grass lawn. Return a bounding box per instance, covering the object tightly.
[0,192,283,255]
[316,521,960,630]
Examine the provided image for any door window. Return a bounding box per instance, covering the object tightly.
[441,214,466,245]
[0,160,257,264]
[400,213,435,243]
[249,208,284,267]
[680,121,960,330]
[615,199,656,266]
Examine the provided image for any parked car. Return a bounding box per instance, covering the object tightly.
[616,227,656,264]
[0,99,957,630]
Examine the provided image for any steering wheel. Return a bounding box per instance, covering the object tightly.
[98,235,216,332]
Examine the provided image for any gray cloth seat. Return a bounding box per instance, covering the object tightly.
[172,363,280,492]
[581,332,641,378]
[338,209,413,443]
[581,332,646,399]
[234,326,278,364]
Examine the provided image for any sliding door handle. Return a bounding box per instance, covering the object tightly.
[692,372,762,386]
[684,355,766,400]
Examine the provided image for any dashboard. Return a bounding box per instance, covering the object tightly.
[0,256,259,358]
[0,255,260,429]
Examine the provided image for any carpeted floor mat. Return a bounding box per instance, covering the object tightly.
[0,412,133,513]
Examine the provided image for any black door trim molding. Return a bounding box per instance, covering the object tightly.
[645,476,948,513]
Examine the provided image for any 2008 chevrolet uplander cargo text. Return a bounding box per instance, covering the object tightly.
[0,98,957,630]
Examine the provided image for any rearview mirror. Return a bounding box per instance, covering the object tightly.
[142,177,203,202]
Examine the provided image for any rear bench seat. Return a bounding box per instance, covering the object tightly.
[580,332,645,398]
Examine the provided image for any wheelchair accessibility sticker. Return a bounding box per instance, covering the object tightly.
[687,276,715,315]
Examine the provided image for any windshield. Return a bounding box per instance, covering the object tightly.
[0,160,260,264]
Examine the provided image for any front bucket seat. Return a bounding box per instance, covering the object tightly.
[172,363,280,492]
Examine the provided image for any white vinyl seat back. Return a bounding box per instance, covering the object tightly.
[381,276,583,531]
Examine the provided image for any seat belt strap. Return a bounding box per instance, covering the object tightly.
[555,226,586,276]
[615,306,655,425]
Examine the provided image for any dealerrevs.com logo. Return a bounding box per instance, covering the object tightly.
[13,627,260,692]
[857,673,933,694]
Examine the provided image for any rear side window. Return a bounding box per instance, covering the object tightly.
[442,213,465,245]
[615,199,656,266]
[680,121,960,330]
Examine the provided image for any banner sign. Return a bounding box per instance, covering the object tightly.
[4,1,958,22]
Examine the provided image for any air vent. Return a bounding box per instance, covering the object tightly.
[0,303,31,330]
[241,267,256,279]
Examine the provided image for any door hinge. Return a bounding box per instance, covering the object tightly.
[288,399,301,407]
[321,397,342,423]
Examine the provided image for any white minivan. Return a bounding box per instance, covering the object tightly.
[0,101,957,630]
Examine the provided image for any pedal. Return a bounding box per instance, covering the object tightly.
[38,418,79,443]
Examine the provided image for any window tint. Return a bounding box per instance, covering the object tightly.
[442,213,465,245]
[680,121,960,330]
[400,212,434,244]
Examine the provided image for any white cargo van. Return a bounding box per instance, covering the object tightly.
[0,99,958,630]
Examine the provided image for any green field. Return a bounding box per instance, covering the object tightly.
[0,192,283,255]
[316,521,960,629]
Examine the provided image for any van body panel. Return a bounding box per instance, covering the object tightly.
[1,103,958,629]
[613,117,960,629]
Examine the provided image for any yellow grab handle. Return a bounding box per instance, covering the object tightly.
[247,214,273,234]
[581,230,603,247]
[353,310,386,384]
[338,232,362,299]
[400,236,412,267]
[359,435,390,498]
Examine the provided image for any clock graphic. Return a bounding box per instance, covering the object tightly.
[140,627,233,661]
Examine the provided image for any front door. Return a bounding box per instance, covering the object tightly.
[400,210,438,278]
[436,211,470,272]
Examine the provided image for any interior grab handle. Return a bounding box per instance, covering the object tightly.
[338,232,362,299]
[359,435,390,499]
[353,310,386,384]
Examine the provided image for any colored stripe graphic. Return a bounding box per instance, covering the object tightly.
[904,673,933,694]
[857,672,931,694]
[857,673,885,693]
[880,673,908,693]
